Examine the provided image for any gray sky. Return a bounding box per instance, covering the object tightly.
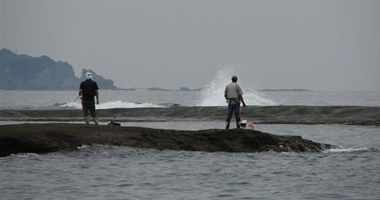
[1,0,379,91]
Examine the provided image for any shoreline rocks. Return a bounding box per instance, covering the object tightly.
[0,123,334,157]
[0,106,379,126]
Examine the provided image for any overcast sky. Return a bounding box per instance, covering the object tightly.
[1,0,379,91]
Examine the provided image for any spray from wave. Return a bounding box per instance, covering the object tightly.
[61,101,164,110]
[198,66,276,106]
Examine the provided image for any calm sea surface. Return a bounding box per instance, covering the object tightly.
[1,90,379,200]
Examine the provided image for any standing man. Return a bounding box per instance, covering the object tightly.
[224,75,246,129]
[79,71,99,125]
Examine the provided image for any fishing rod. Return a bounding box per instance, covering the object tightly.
[72,96,80,104]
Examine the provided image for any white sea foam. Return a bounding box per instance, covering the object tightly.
[11,153,42,158]
[324,147,371,153]
[198,66,277,106]
[61,100,164,109]
[77,145,91,149]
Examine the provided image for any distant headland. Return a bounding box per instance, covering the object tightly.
[0,48,310,92]
[0,48,202,91]
[0,48,118,90]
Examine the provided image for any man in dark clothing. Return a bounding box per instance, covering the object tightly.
[79,71,99,125]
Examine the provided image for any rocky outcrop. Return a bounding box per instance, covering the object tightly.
[0,48,118,90]
[0,123,334,157]
[0,106,379,126]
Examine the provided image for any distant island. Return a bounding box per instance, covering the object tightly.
[144,87,201,91]
[0,48,118,90]
[0,48,310,92]
[117,87,201,92]
[259,89,312,92]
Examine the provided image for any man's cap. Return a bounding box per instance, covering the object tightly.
[86,71,93,80]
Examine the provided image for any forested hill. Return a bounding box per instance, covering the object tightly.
[0,48,118,90]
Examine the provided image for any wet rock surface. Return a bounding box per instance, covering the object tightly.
[0,123,334,157]
[0,106,379,126]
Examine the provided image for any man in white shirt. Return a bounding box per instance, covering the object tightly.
[224,75,246,129]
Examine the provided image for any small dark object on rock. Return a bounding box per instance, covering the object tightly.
[107,121,121,126]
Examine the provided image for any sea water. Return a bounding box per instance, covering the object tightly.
[0,124,379,200]
[1,91,380,200]
[0,90,379,110]
[1,70,380,199]
[0,66,379,110]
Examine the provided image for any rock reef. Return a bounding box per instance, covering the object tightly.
[0,123,334,157]
[1,106,379,126]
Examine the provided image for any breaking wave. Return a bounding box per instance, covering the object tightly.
[324,147,378,153]
[60,100,165,109]
[198,66,277,106]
